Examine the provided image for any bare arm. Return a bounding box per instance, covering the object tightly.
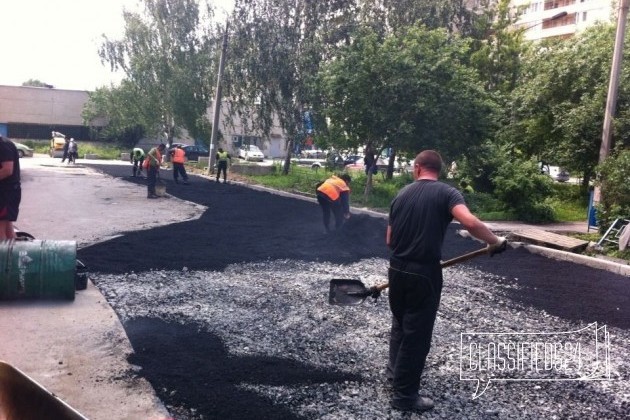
[0,161,14,180]
[451,204,501,245]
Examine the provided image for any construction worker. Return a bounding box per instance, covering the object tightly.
[130,147,145,177]
[315,173,351,232]
[170,145,189,184]
[146,144,165,199]
[215,147,232,183]
[0,135,21,239]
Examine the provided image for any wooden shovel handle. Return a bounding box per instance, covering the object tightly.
[374,246,490,291]
[440,247,489,268]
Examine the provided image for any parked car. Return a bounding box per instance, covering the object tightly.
[343,155,362,166]
[345,157,387,172]
[541,164,570,182]
[182,144,209,161]
[300,149,326,159]
[167,143,210,162]
[12,141,34,158]
[239,144,265,162]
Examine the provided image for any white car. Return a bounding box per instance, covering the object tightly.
[239,145,265,162]
[541,164,570,182]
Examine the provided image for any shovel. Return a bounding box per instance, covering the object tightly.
[328,246,491,306]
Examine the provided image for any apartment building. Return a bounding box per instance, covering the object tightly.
[514,0,614,40]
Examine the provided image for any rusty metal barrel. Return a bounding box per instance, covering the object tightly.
[0,240,77,300]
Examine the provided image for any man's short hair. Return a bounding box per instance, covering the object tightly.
[158,143,166,150]
[415,150,443,173]
[339,173,352,184]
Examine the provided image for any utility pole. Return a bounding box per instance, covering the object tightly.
[207,21,229,175]
[595,0,630,208]
[600,0,630,165]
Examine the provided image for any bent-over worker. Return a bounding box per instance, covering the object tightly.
[170,145,189,184]
[131,147,145,177]
[146,144,165,199]
[386,150,506,413]
[316,173,351,233]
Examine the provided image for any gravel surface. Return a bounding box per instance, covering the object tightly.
[80,164,630,419]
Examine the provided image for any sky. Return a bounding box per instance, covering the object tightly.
[0,0,233,92]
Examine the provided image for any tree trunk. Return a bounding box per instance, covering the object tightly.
[283,137,294,175]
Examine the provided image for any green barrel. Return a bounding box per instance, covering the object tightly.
[0,240,77,300]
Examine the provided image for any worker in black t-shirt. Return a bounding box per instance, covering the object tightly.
[0,135,21,239]
[386,150,506,413]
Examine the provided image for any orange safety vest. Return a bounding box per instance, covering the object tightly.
[317,176,350,201]
[172,148,186,164]
[144,148,162,168]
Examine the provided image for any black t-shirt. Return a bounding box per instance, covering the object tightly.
[388,179,465,263]
[0,137,20,189]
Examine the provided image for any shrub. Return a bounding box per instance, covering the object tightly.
[492,158,556,223]
[596,148,630,230]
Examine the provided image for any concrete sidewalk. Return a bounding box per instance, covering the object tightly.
[1,156,206,419]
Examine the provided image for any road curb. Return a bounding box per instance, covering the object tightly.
[518,243,630,277]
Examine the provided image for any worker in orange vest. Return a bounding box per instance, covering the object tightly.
[316,173,352,232]
[170,144,189,185]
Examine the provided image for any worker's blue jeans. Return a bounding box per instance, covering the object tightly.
[387,259,442,406]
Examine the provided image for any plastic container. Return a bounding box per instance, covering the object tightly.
[0,239,77,300]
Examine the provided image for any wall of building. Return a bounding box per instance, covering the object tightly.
[514,0,614,41]
[0,85,90,126]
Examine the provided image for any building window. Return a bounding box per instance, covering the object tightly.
[232,135,261,148]
[583,11,587,21]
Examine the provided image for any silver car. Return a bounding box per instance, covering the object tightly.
[12,141,34,158]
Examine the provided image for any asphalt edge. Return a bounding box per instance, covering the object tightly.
[204,176,630,277]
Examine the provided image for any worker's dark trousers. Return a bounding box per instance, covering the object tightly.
[316,191,343,232]
[147,166,158,196]
[216,161,228,182]
[387,260,442,406]
[132,158,143,176]
[173,162,188,182]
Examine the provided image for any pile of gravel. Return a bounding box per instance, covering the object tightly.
[92,257,630,419]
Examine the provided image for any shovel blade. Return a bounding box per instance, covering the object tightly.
[329,279,371,306]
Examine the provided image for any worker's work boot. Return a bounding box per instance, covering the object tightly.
[391,396,434,412]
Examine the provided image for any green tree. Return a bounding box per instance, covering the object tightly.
[22,79,52,88]
[318,25,496,187]
[596,147,630,230]
[469,0,526,94]
[96,0,216,145]
[504,24,630,189]
[359,0,479,36]
[82,81,147,147]
[227,0,356,174]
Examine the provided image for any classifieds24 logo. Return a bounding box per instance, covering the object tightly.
[460,323,611,399]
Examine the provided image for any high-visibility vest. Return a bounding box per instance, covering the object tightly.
[132,148,145,159]
[172,148,186,164]
[145,148,162,168]
[217,151,229,162]
[317,176,350,201]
